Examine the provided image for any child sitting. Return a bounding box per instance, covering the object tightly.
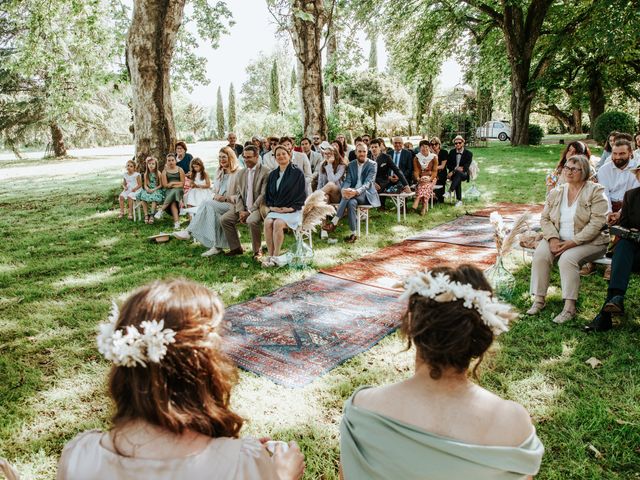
[119,160,141,219]
[136,156,165,223]
[183,157,212,209]
[154,153,185,229]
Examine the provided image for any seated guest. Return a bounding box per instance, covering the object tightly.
[595,131,617,170]
[280,137,312,194]
[340,265,543,480]
[227,132,244,159]
[175,141,193,175]
[527,155,609,324]
[390,136,414,187]
[585,165,640,332]
[412,140,438,215]
[330,140,346,163]
[57,279,305,479]
[634,132,640,161]
[154,153,185,229]
[430,136,449,203]
[263,146,307,267]
[447,135,472,206]
[183,158,213,209]
[323,144,380,243]
[220,146,270,260]
[317,145,348,203]
[301,136,323,174]
[261,136,280,170]
[348,136,362,162]
[311,133,322,151]
[370,138,410,205]
[546,141,592,193]
[173,147,241,257]
[335,133,350,157]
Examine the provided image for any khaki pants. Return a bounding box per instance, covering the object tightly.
[220,209,263,254]
[530,239,607,300]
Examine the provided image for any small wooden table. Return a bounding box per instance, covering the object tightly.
[380,192,416,223]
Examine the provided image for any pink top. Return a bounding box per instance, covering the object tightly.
[57,430,280,480]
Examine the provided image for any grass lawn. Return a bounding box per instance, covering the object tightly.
[0,143,638,479]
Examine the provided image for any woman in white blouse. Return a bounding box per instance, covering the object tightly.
[317,145,347,203]
[527,155,609,324]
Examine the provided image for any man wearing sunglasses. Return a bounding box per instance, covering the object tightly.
[446,135,473,207]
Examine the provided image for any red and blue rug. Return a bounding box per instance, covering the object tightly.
[221,274,404,388]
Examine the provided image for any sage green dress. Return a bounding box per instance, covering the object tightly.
[340,387,544,480]
[162,170,183,206]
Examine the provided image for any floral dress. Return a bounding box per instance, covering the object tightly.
[136,172,164,203]
[415,154,437,201]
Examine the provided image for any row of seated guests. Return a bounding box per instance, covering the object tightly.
[57,267,543,479]
[529,135,640,331]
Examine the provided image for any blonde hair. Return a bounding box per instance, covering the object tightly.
[218,147,240,177]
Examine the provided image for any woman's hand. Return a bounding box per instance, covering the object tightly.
[214,194,226,202]
[548,238,561,255]
[272,441,305,480]
[554,240,577,256]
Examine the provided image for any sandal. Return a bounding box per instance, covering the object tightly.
[128,214,134,220]
[526,301,546,315]
[149,213,155,224]
[552,310,575,324]
[117,212,124,219]
[144,214,150,224]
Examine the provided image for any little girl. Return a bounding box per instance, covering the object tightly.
[154,153,185,229]
[412,141,438,215]
[136,156,165,224]
[183,158,212,208]
[119,160,142,219]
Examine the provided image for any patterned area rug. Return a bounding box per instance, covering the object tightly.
[221,274,404,388]
[407,215,506,247]
[320,240,497,292]
[471,202,544,223]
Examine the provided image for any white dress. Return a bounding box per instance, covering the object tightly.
[120,172,141,199]
[183,173,213,207]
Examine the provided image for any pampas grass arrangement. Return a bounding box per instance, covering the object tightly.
[489,211,531,256]
[299,190,336,233]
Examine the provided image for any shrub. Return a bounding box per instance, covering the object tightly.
[592,111,636,144]
[528,124,544,145]
[547,124,560,135]
[582,122,590,133]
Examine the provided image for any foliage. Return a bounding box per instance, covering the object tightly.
[239,48,294,113]
[376,111,411,137]
[528,124,544,145]
[270,63,281,114]
[228,83,237,132]
[236,111,301,141]
[216,86,225,139]
[329,102,374,138]
[175,99,209,141]
[592,111,638,144]
[439,112,476,145]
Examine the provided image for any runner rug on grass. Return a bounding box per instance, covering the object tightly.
[221,274,404,388]
[471,202,544,222]
[321,240,497,292]
[406,215,507,247]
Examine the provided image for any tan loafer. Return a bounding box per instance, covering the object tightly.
[552,310,575,324]
[526,302,545,315]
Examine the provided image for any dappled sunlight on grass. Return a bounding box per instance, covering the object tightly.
[53,267,120,289]
[507,371,563,418]
[96,236,121,248]
[540,341,576,368]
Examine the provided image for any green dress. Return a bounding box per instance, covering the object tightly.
[162,170,183,205]
[340,387,544,480]
[136,172,164,203]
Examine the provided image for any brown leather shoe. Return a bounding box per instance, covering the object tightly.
[252,251,264,261]
[579,262,595,276]
[224,247,244,257]
[603,265,611,281]
[345,234,358,243]
[322,223,337,233]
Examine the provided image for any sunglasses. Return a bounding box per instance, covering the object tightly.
[454,141,463,145]
[429,142,439,146]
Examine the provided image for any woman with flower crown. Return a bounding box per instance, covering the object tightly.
[57,279,305,480]
[339,264,544,480]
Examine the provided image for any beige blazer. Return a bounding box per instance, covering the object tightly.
[541,181,609,246]
[213,169,240,204]
[234,163,269,214]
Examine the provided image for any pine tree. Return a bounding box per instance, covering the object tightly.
[269,63,280,114]
[368,30,378,71]
[290,67,297,93]
[228,83,237,132]
[216,86,225,139]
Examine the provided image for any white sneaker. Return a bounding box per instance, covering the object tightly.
[173,221,181,230]
[320,230,328,239]
[154,210,164,220]
[201,246,221,257]
[173,230,190,240]
[455,201,463,207]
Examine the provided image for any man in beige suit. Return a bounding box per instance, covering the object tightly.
[221,145,269,259]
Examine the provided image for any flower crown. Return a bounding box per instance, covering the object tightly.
[399,271,517,335]
[97,302,176,367]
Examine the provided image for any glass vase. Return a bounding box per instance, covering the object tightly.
[484,255,516,300]
[290,232,314,269]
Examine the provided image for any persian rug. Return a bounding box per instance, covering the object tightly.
[221,274,404,388]
[407,215,505,247]
[471,202,544,223]
[320,240,497,292]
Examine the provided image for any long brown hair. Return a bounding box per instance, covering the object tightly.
[189,157,209,182]
[109,279,243,442]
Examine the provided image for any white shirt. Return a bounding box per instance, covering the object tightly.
[355,162,365,189]
[559,187,577,241]
[261,151,277,170]
[596,158,640,211]
[246,167,255,210]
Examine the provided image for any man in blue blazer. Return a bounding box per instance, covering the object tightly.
[389,136,415,187]
[323,144,380,243]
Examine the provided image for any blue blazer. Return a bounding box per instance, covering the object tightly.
[343,159,381,207]
[389,149,414,185]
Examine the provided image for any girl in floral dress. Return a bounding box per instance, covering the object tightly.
[137,156,165,223]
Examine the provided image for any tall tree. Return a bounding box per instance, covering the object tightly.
[267,0,337,138]
[228,82,237,131]
[270,63,281,113]
[216,86,225,139]
[127,0,231,162]
[368,29,378,71]
[239,48,293,112]
[290,67,298,95]
[326,32,339,112]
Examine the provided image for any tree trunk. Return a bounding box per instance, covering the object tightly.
[327,32,339,113]
[588,68,605,127]
[126,0,184,169]
[572,108,582,134]
[291,0,328,139]
[509,78,534,145]
[50,122,67,157]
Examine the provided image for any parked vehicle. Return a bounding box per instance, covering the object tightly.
[476,121,511,141]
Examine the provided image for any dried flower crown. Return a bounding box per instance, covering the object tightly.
[399,271,517,335]
[97,302,176,367]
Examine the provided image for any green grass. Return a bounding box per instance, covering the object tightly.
[1,143,639,479]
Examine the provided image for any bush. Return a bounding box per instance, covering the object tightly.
[582,122,590,133]
[592,111,637,144]
[528,124,544,145]
[439,112,476,145]
[547,124,560,135]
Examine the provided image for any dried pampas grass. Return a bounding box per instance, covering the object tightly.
[300,190,336,233]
